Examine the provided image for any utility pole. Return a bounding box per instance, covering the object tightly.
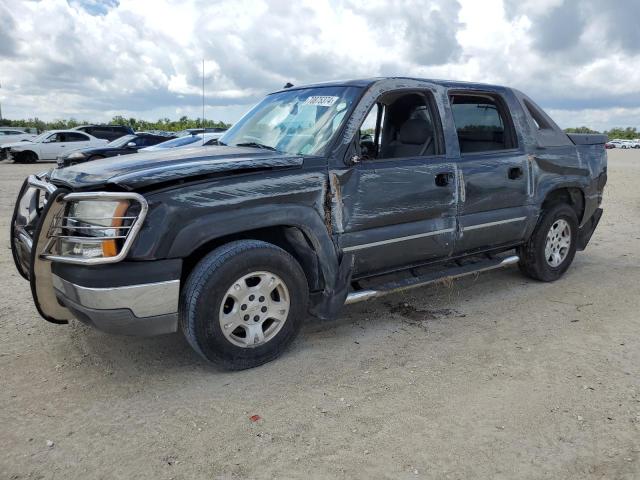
[202,59,205,145]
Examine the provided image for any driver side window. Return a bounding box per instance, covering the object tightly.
[357,92,442,160]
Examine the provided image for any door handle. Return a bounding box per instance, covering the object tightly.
[435,172,452,187]
[508,167,523,179]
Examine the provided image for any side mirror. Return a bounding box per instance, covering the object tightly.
[347,154,362,166]
[126,142,137,148]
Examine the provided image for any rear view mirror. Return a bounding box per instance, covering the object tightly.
[126,142,137,148]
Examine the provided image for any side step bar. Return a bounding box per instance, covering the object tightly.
[344,255,520,305]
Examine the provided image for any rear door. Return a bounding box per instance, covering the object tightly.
[449,91,533,254]
[333,89,458,276]
[65,131,94,148]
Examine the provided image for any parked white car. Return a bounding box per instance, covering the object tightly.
[0,129,38,160]
[0,128,36,142]
[139,132,222,152]
[6,130,108,163]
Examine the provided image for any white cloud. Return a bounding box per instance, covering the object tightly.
[0,0,638,130]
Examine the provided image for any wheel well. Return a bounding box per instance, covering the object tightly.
[181,226,324,292]
[542,187,585,222]
[15,150,37,162]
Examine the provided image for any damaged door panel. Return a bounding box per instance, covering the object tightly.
[333,160,457,275]
[449,90,534,253]
[331,85,457,276]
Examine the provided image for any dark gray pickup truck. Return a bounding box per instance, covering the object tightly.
[11,78,607,369]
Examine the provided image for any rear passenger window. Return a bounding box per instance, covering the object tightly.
[450,94,517,153]
[65,132,90,142]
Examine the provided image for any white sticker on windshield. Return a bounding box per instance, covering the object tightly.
[303,96,339,107]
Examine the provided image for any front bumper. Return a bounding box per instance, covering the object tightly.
[52,274,180,336]
[10,173,181,336]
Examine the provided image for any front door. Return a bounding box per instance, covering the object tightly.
[332,89,458,277]
[449,91,533,253]
[40,133,69,160]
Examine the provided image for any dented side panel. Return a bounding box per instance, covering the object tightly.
[328,79,459,276]
[130,165,330,260]
[449,88,535,253]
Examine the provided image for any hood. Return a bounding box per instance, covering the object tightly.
[2,140,35,149]
[49,145,305,190]
[63,146,116,158]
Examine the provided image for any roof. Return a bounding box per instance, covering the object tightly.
[45,130,87,134]
[271,77,509,94]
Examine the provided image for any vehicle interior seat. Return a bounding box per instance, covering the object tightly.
[381,117,434,158]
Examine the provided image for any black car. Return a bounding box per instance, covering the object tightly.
[57,133,173,167]
[11,77,607,370]
[73,125,134,141]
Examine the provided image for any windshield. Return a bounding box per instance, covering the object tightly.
[107,135,135,147]
[219,86,361,156]
[31,132,52,143]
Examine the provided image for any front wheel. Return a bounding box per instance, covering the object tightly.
[518,203,578,282]
[180,240,309,370]
[16,151,38,163]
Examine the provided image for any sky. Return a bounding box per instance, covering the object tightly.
[0,0,639,131]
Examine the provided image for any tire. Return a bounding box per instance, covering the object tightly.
[15,151,37,164]
[518,203,578,282]
[180,240,309,370]
[88,155,105,161]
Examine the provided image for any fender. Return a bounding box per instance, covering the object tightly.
[535,180,601,229]
[168,203,340,290]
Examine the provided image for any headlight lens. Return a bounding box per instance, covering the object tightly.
[42,192,147,264]
[63,200,131,258]
[67,152,86,159]
[59,199,132,259]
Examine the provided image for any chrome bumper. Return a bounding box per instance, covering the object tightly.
[12,173,56,279]
[11,173,177,335]
[52,275,180,336]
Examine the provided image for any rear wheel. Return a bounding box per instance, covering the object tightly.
[180,240,308,370]
[518,203,578,282]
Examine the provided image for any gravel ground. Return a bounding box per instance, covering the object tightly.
[1,150,639,480]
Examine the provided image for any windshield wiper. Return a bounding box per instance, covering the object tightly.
[235,142,278,152]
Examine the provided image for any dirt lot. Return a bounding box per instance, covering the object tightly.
[1,150,639,480]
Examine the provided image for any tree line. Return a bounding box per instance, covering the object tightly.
[0,116,230,133]
[0,116,637,140]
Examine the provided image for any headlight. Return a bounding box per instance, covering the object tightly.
[42,192,148,264]
[60,199,132,258]
[67,152,86,160]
